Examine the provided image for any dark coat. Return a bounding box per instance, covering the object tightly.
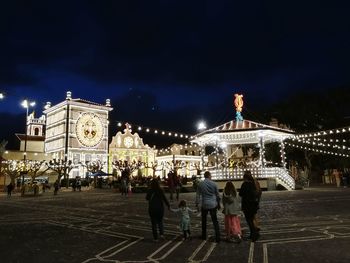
[239,181,259,216]
[146,188,170,217]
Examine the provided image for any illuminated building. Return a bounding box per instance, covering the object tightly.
[155,143,207,178]
[43,91,112,177]
[109,123,156,177]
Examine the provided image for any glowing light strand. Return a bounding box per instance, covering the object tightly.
[290,138,350,151]
[296,126,350,139]
[116,121,194,140]
[286,142,350,157]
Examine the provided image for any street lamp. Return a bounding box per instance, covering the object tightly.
[197,121,207,131]
[21,99,36,185]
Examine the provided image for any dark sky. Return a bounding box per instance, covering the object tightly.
[1,1,350,148]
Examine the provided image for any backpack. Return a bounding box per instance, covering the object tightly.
[254,179,262,202]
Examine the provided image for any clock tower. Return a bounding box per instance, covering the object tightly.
[43,91,113,177]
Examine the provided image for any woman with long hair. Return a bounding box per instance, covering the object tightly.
[222,181,242,242]
[239,170,260,241]
[146,179,170,242]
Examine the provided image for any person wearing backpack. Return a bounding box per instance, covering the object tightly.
[239,170,260,242]
[253,178,262,232]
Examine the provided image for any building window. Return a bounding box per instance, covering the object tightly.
[34,128,39,136]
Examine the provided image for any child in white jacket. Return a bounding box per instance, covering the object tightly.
[171,200,196,240]
[222,181,242,242]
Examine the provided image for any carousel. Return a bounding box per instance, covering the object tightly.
[190,94,296,190]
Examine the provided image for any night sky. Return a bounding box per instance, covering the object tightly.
[1,1,350,148]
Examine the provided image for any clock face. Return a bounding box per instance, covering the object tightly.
[123,136,133,148]
[75,113,104,147]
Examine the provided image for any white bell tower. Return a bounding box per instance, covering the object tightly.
[27,111,46,136]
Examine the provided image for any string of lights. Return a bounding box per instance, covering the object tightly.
[116,121,194,140]
[297,137,348,143]
[286,142,350,157]
[296,126,350,138]
[289,138,350,151]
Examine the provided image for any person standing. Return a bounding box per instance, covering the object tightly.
[174,171,181,201]
[239,170,260,242]
[195,171,221,243]
[222,181,242,242]
[167,171,175,201]
[76,178,82,191]
[146,179,170,242]
[53,180,59,195]
[121,169,129,196]
[333,169,341,187]
[7,182,14,197]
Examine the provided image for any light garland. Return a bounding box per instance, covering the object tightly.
[296,126,350,139]
[116,121,194,140]
[286,142,350,157]
[298,137,348,143]
[290,138,350,151]
[280,141,287,168]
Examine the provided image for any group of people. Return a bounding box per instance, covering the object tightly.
[146,170,262,243]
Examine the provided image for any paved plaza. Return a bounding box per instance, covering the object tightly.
[0,186,350,263]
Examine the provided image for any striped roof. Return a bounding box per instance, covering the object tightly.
[200,119,294,135]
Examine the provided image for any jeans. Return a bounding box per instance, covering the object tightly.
[201,207,220,242]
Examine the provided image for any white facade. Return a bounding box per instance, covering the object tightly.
[43,93,113,177]
[109,125,156,176]
[155,143,208,178]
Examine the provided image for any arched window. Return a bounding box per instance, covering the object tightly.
[34,128,40,136]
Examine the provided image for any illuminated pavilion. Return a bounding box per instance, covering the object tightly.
[191,95,296,190]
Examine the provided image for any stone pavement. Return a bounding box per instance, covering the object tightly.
[0,186,349,263]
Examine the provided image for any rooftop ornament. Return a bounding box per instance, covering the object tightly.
[234,93,244,122]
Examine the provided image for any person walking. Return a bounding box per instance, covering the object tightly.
[171,200,196,240]
[222,181,242,243]
[239,170,260,242]
[146,178,170,242]
[195,171,221,243]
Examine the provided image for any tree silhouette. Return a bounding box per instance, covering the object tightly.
[46,159,74,187]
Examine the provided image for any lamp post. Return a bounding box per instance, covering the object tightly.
[21,99,36,185]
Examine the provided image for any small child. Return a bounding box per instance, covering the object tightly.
[222,181,242,242]
[171,200,195,240]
